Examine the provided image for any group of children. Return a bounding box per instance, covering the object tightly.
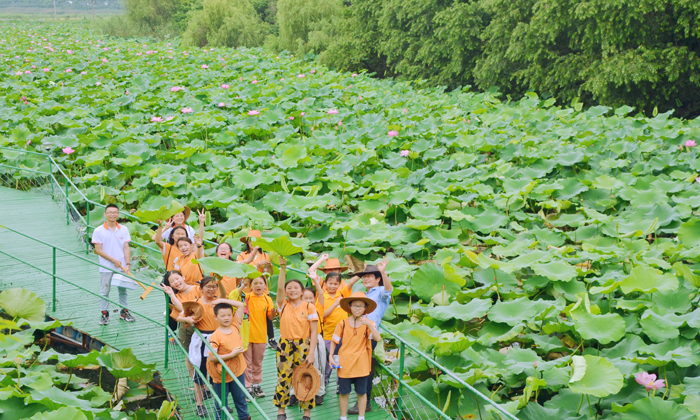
[151,209,393,420]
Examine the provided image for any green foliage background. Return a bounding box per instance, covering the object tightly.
[103,0,700,118]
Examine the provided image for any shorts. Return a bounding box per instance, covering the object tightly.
[178,322,194,349]
[338,376,368,395]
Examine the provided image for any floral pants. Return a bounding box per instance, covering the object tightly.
[273,338,316,410]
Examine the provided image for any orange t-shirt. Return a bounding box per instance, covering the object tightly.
[332,318,374,378]
[247,294,274,344]
[322,278,347,294]
[321,285,352,340]
[315,299,324,333]
[162,243,184,271]
[194,297,219,332]
[279,300,318,340]
[175,253,203,285]
[169,286,203,319]
[206,317,246,383]
[237,250,271,270]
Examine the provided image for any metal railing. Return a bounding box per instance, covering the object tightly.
[1,146,518,420]
[0,225,270,420]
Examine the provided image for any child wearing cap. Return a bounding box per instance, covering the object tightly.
[308,254,361,392]
[330,291,381,420]
[274,257,319,420]
[242,274,276,398]
[206,302,250,420]
[347,256,392,414]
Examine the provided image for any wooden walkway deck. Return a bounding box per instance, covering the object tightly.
[0,186,391,420]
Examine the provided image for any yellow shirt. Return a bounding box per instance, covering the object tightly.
[279,300,317,340]
[247,294,274,344]
[321,285,352,340]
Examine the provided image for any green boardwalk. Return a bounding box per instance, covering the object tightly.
[0,186,392,420]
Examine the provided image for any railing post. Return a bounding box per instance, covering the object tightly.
[52,247,56,312]
[221,363,226,415]
[48,158,54,196]
[164,294,170,369]
[64,180,69,225]
[397,341,405,419]
[85,201,90,254]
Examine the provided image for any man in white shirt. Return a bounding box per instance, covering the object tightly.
[91,203,135,325]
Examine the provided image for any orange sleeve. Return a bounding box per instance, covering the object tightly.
[341,285,352,297]
[332,320,344,344]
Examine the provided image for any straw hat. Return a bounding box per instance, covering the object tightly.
[321,258,349,273]
[181,301,205,322]
[174,206,191,221]
[292,364,321,402]
[339,291,377,315]
[240,229,262,243]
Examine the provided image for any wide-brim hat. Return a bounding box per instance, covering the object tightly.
[339,291,377,315]
[292,364,321,402]
[353,264,383,281]
[321,258,349,273]
[182,301,204,322]
[178,206,191,221]
[240,229,262,243]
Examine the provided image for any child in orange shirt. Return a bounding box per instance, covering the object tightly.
[169,276,241,417]
[161,270,202,377]
[243,275,276,398]
[308,254,361,391]
[330,292,381,420]
[207,302,250,420]
[295,279,327,406]
[273,257,319,419]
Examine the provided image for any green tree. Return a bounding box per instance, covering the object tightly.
[182,0,268,48]
[275,0,343,56]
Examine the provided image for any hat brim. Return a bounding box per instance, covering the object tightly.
[353,269,382,278]
[321,266,349,273]
[339,296,377,315]
[292,365,320,401]
[182,301,204,322]
[182,206,191,221]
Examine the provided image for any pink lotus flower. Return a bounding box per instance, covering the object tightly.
[181,107,193,114]
[634,372,665,392]
[218,102,225,107]
[151,116,163,122]
[338,121,343,126]
[65,69,72,73]
[201,64,209,69]
[165,116,174,121]
[96,81,101,86]
[280,78,285,81]
[351,73,357,77]
[686,140,697,147]
[696,177,700,183]
[62,147,75,155]
[289,117,295,120]
[248,110,259,116]
[171,86,182,92]
[15,71,22,76]
[221,84,230,89]
[400,150,410,157]
[311,69,316,74]
[388,130,399,137]
[327,109,338,115]
[252,80,258,84]
[298,74,305,78]
[43,68,49,72]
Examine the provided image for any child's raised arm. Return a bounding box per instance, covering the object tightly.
[377,256,392,292]
[308,253,329,279]
[154,220,165,251]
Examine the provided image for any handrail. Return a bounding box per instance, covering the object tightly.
[380,325,518,420]
[376,364,451,420]
[0,227,270,419]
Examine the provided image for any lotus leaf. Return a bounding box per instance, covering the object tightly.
[426,299,492,322]
[573,310,626,344]
[250,235,303,257]
[132,200,185,223]
[613,397,695,420]
[568,355,623,398]
[620,266,679,294]
[28,407,89,420]
[194,257,258,279]
[97,348,156,382]
[0,288,46,321]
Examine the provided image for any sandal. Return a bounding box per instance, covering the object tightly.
[277,415,287,420]
[302,416,311,420]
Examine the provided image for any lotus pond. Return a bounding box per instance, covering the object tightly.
[3,21,700,420]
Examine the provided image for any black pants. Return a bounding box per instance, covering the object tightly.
[267,317,274,340]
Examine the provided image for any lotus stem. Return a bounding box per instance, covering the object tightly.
[576,394,584,414]
[587,395,593,418]
[662,367,669,399]
[64,368,72,391]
